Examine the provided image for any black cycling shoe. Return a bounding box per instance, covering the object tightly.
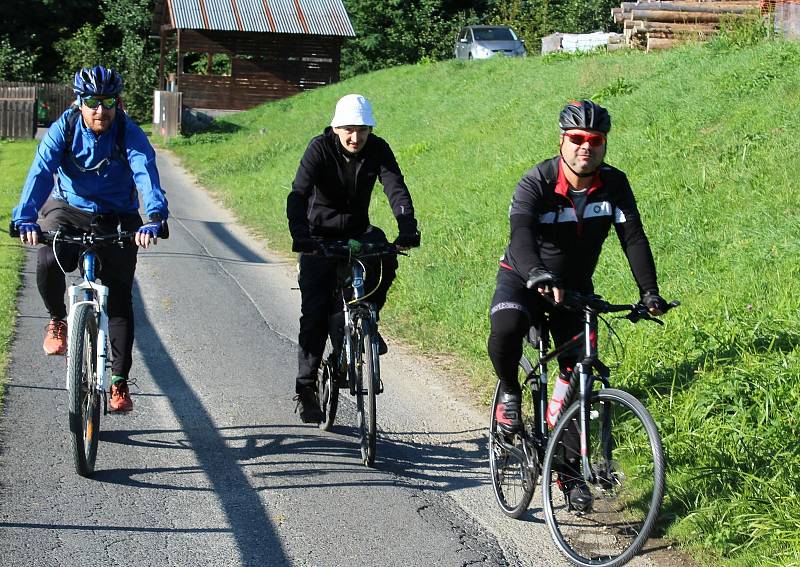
[377,332,388,355]
[294,387,323,423]
[495,381,522,435]
[566,481,594,513]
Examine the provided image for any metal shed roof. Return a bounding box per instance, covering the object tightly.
[166,0,355,36]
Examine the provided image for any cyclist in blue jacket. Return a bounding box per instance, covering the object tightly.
[11,65,169,412]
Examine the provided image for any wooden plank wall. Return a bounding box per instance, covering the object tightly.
[0,82,73,125]
[0,99,36,139]
[176,30,343,110]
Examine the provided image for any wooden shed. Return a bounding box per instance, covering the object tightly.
[152,0,355,111]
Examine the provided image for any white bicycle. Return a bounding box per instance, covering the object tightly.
[12,222,166,476]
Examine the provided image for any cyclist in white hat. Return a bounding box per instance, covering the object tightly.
[287,93,421,423]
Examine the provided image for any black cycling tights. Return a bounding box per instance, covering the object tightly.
[488,305,583,389]
[488,307,531,389]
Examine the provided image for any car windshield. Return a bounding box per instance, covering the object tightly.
[472,27,517,42]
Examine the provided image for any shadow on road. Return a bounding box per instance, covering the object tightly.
[90,284,291,567]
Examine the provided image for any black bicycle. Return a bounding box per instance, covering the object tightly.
[488,292,678,567]
[313,240,402,467]
[10,221,167,477]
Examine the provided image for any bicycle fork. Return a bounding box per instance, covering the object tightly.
[575,359,612,484]
[66,281,110,397]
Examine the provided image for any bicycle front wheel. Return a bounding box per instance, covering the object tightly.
[541,388,664,567]
[488,370,536,518]
[67,303,101,477]
[356,316,378,467]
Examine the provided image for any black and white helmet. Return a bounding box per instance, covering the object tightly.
[559,100,611,134]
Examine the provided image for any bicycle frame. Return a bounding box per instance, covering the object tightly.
[66,250,110,395]
[520,304,614,483]
[339,258,379,395]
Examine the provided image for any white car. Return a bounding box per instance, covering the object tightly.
[454,25,526,60]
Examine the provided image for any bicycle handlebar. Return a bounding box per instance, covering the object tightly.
[542,290,680,325]
[9,220,169,243]
[309,239,405,259]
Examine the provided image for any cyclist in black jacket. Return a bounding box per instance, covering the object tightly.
[287,94,420,423]
[487,100,667,509]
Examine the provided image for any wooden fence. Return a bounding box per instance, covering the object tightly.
[0,82,74,125]
[153,90,182,139]
[0,87,36,139]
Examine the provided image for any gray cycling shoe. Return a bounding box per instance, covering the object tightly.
[495,381,522,434]
[566,481,594,513]
[294,387,323,423]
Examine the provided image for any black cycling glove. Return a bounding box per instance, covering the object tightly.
[395,230,420,248]
[395,216,421,248]
[526,267,560,290]
[641,291,668,313]
[292,238,318,253]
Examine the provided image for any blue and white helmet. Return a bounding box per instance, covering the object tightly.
[72,65,123,97]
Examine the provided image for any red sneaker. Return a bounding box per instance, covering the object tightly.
[43,319,67,355]
[109,380,133,412]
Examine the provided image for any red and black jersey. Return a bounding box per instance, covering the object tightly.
[501,156,659,295]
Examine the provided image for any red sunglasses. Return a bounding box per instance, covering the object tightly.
[564,132,606,147]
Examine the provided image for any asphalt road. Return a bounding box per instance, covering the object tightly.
[0,151,675,567]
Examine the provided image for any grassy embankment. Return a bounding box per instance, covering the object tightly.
[0,141,35,409]
[167,39,800,565]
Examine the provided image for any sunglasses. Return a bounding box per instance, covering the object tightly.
[564,132,606,147]
[82,96,117,109]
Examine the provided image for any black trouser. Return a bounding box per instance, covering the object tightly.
[37,199,142,378]
[487,266,584,387]
[295,227,398,393]
[488,267,595,480]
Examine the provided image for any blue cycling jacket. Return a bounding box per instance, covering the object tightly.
[12,108,169,224]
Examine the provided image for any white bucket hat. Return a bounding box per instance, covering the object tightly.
[330,94,376,128]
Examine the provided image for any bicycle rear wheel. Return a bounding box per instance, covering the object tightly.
[488,362,537,518]
[356,316,378,467]
[542,388,664,567]
[317,359,339,431]
[67,303,101,477]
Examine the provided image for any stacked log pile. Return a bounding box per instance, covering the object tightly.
[612,1,761,51]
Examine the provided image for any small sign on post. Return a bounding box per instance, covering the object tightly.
[153,90,182,139]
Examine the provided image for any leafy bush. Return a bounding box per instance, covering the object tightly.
[0,36,41,81]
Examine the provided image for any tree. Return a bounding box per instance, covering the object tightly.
[53,24,108,83]
[342,0,469,77]
[52,0,159,122]
[102,0,159,121]
[490,0,620,49]
[0,36,42,81]
[0,0,103,81]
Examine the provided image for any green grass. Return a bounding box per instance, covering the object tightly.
[166,39,800,564]
[0,140,35,409]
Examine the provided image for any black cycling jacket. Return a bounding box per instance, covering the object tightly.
[502,156,659,295]
[287,127,417,240]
